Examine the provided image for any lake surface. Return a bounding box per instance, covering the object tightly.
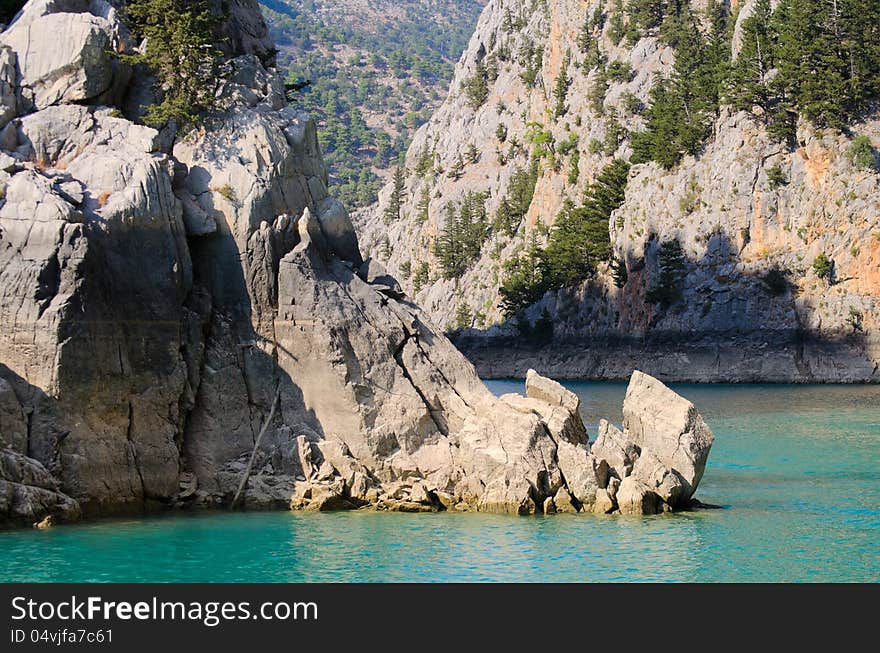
[1,382,878,582]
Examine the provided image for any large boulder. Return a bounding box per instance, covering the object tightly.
[623,371,715,504]
[0,11,123,110]
[0,448,81,527]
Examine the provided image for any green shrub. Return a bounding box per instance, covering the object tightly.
[215,184,237,204]
[812,252,834,281]
[848,136,878,171]
[847,307,864,333]
[767,164,788,189]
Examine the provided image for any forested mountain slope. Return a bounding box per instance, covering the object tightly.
[260,0,485,209]
[356,0,880,382]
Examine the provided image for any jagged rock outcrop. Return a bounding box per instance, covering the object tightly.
[623,371,714,501]
[0,0,717,526]
[356,0,879,383]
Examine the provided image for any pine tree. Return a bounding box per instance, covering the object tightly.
[383,165,406,224]
[631,5,729,167]
[578,15,593,53]
[434,193,489,278]
[608,0,626,45]
[772,0,846,128]
[611,257,629,288]
[568,149,581,186]
[646,239,687,307]
[499,235,550,318]
[464,61,490,109]
[448,155,465,180]
[415,184,431,225]
[412,262,429,293]
[554,50,572,118]
[454,303,474,330]
[769,0,880,130]
[727,0,775,114]
[544,159,630,287]
[493,158,540,237]
[626,0,664,32]
[121,0,224,127]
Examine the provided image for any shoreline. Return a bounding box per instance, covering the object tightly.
[1,498,722,534]
[457,338,880,384]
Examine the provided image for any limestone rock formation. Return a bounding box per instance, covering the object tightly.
[356,0,879,383]
[0,0,718,527]
[0,448,81,527]
[623,371,715,502]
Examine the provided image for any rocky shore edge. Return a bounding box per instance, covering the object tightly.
[455,337,879,384]
[3,368,717,528]
[285,370,716,516]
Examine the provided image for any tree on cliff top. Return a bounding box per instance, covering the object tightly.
[122,0,226,127]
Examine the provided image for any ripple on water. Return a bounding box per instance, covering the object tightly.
[1,383,878,583]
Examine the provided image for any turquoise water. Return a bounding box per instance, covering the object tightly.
[1,383,878,582]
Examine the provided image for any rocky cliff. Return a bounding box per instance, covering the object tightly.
[356,0,880,382]
[0,0,715,527]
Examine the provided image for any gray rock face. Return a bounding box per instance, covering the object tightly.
[1,11,123,110]
[215,0,275,64]
[0,1,719,526]
[0,378,27,452]
[623,371,715,503]
[0,448,81,527]
[357,0,879,384]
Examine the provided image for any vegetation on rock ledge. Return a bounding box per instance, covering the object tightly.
[122,0,225,128]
